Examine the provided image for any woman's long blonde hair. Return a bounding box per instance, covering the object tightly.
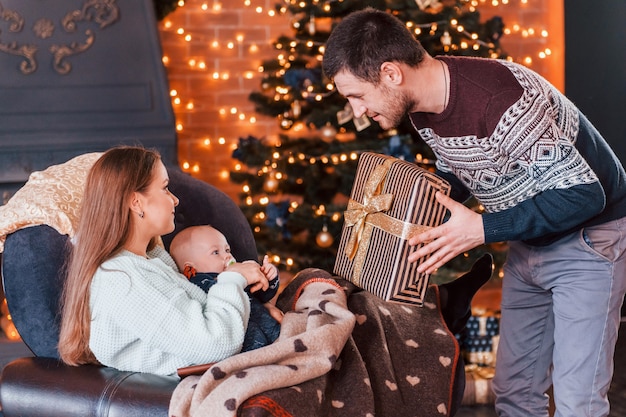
[58,146,161,365]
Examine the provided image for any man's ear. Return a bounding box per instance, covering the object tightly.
[380,62,403,85]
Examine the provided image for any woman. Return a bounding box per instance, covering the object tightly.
[58,146,269,376]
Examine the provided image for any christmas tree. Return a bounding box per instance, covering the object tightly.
[230,0,508,280]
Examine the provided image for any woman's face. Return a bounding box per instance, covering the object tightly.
[138,161,179,236]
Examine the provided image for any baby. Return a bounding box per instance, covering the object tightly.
[170,225,281,352]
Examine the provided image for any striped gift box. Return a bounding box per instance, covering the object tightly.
[333,152,450,305]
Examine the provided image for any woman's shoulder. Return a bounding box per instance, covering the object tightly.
[94,249,200,298]
[97,249,178,283]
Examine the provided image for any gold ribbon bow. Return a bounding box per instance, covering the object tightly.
[344,160,395,260]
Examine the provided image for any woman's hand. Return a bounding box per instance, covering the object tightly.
[226,261,269,292]
[263,302,284,324]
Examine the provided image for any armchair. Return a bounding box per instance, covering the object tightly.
[0,167,257,417]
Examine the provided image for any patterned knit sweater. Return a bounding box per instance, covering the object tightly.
[89,245,251,376]
[410,56,626,246]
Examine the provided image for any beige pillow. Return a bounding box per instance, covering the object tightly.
[0,152,103,252]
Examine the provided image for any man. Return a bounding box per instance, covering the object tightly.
[322,8,626,417]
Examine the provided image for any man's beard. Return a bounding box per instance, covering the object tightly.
[378,88,415,130]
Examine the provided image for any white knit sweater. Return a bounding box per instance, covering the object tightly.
[89,246,250,376]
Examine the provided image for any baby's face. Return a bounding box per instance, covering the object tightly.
[189,227,234,273]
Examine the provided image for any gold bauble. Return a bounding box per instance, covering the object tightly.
[263,177,279,192]
[315,229,334,248]
[320,122,337,141]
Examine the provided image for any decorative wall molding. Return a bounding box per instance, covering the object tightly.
[0,0,120,75]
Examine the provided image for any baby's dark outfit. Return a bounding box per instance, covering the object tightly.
[189,272,281,352]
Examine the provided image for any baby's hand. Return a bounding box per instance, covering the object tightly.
[261,255,278,281]
[226,261,268,292]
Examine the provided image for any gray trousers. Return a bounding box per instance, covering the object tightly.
[493,216,626,417]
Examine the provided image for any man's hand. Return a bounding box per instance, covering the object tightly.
[408,192,485,274]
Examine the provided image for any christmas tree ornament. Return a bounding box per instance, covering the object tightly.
[441,31,452,47]
[316,224,334,248]
[353,115,371,131]
[278,111,294,130]
[307,15,316,36]
[263,175,279,192]
[291,99,302,118]
[320,122,337,141]
[415,0,442,13]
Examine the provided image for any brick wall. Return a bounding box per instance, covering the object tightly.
[158,0,562,199]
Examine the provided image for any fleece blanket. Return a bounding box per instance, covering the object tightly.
[169,268,460,417]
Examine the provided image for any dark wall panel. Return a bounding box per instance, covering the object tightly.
[565,1,626,164]
[0,0,177,198]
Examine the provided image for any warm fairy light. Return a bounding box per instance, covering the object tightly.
[162,56,169,65]
[186,102,194,110]
[203,138,211,146]
[255,6,263,13]
[219,169,229,179]
[219,108,226,116]
[218,137,226,145]
[170,89,177,97]
[173,97,181,105]
[227,42,235,49]
[176,123,183,131]
[182,161,190,169]
[176,27,184,35]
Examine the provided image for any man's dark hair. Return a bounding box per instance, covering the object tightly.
[322,8,426,84]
